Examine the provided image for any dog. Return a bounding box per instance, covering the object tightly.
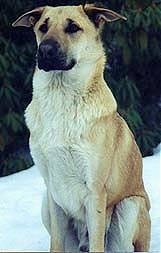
[13,4,151,252]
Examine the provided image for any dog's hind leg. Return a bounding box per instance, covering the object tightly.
[106,196,150,252]
[133,198,151,252]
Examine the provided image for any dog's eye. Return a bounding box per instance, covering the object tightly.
[65,22,82,34]
[39,23,48,33]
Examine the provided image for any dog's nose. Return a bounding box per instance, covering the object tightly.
[39,40,59,60]
[37,39,76,71]
[39,43,53,59]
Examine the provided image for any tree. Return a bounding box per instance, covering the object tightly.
[0,0,35,176]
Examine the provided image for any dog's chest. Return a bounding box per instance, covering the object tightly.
[40,142,90,220]
[28,87,90,143]
[47,145,89,219]
[25,88,94,219]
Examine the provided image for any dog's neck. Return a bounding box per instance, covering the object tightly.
[33,56,106,94]
[32,55,117,116]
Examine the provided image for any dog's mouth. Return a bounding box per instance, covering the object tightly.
[38,58,76,72]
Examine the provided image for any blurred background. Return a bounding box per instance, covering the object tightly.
[0,0,161,177]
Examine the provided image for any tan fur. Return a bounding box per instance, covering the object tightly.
[13,5,151,252]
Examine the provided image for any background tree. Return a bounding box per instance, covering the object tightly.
[0,0,35,176]
[0,0,161,176]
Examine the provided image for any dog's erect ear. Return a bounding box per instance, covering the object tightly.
[83,4,127,27]
[12,7,45,28]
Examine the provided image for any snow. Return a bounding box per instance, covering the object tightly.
[0,146,160,252]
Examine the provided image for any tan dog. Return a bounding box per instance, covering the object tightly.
[13,4,151,252]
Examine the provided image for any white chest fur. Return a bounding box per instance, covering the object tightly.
[46,145,89,219]
[25,71,99,220]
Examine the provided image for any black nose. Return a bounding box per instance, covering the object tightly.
[37,39,76,71]
[39,43,53,59]
[38,39,60,60]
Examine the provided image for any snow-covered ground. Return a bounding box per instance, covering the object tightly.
[0,146,160,252]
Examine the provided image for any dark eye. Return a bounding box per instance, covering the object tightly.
[39,23,48,33]
[65,22,82,34]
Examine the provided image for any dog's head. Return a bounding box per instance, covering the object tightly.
[12,5,126,72]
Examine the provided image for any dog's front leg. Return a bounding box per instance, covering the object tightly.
[85,186,107,252]
[48,191,68,252]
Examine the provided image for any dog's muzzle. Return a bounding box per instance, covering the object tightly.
[37,39,76,72]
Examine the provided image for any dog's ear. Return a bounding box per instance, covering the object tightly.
[83,4,127,27]
[12,7,45,28]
